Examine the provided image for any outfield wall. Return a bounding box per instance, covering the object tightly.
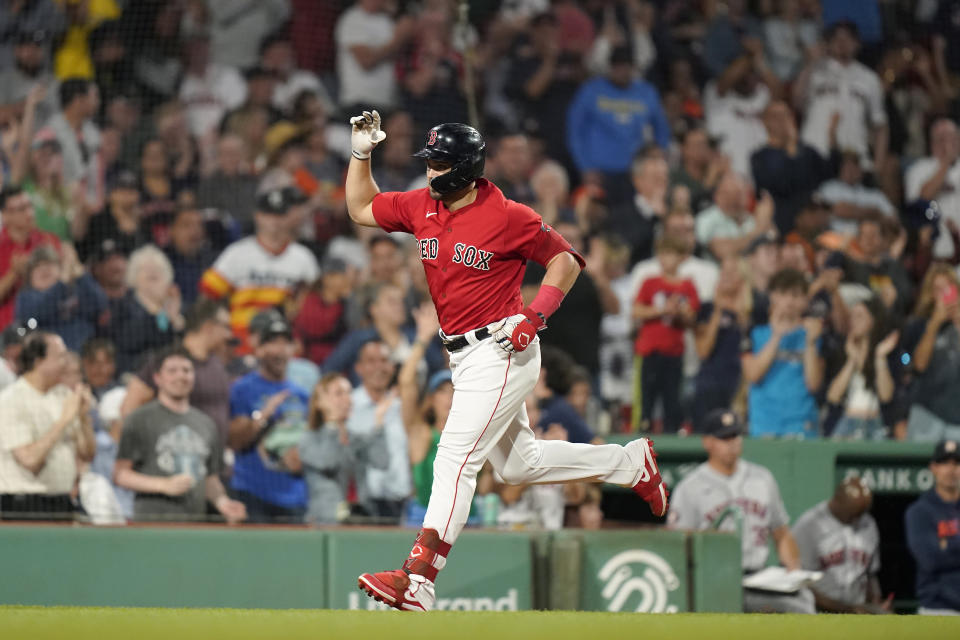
[0,526,740,613]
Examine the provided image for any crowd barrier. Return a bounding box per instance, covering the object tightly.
[0,525,740,612]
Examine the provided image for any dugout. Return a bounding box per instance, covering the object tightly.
[603,435,933,612]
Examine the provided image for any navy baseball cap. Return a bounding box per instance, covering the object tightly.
[109,169,139,192]
[258,318,293,344]
[257,186,307,215]
[932,439,960,463]
[0,323,31,350]
[249,308,286,337]
[700,409,745,439]
[92,237,127,263]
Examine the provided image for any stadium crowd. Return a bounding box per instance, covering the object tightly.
[0,0,959,615]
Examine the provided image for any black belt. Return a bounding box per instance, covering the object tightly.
[443,327,490,353]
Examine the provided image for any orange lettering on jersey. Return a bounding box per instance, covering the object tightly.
[938,519,959,538]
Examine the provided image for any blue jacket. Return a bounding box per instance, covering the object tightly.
[905,489,960,611]
[566,77,670,173]
[15,273,107,352]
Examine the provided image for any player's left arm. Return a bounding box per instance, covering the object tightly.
[493,250,581,353]
[541,251,581,296]
[771,525,802,571]
[494,206,585,352]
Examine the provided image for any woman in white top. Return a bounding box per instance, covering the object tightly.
[826,297,899,440]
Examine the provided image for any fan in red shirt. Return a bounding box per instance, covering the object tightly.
[634,236,700,433]
[291,257,350,366]
[344,110,668,611]
[0,187,61,330]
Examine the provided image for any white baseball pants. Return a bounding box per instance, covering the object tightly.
[422,336,643,544]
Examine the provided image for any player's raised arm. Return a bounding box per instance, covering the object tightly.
[345,109,387,228]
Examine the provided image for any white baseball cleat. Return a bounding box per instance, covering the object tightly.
[358,570,436,612]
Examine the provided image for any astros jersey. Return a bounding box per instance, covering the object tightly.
[372,178,583,335]
[199,236,319,347]
[668,460,789,572]
[792,501,880,605]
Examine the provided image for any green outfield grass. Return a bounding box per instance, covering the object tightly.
[2,606,958,640]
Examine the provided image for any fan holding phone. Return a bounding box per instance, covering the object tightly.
[904,265,960,442]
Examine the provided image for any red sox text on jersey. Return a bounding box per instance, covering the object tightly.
[372,178,583,334]
[418,238,493,271]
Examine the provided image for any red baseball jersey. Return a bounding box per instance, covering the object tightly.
[0,228,61,329]
[372,179,584,334]
[634,276,700,357]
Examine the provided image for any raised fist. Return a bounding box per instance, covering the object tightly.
[350,110,387,160]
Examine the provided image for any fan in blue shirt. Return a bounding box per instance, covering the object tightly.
[742,269,825,438]
[228,320,311,521]
[566,47,670,174]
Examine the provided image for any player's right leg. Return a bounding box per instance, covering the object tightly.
[486,402,668,516]
[358,338,539,611]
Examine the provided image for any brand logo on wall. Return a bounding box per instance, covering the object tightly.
[597,550,680,613]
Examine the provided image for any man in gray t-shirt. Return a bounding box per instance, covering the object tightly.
[792,478,888,613]
[114,347,246,523]
[668,409,815,613]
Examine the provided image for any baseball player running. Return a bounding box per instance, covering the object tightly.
[345,110,667,611]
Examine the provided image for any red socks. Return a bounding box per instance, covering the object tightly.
[402,528,451,583]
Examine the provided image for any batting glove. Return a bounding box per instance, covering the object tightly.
[491,309,545,353]
[349,110,387,159]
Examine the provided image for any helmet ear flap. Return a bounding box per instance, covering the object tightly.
[428,152,485,195]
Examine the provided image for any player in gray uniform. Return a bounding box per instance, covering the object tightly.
[668,409,815,613]
[792,477,889,613]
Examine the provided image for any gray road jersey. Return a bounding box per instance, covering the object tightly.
[668,459,789,571]
[792,501,880,604]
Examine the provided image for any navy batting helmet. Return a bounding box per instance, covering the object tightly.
[413,123,485,195]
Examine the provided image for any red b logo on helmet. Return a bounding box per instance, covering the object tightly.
[427,130,438,145]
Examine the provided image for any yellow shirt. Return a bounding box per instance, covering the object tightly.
[54,0,121,79]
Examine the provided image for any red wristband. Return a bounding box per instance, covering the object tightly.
[529,285,565,320]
